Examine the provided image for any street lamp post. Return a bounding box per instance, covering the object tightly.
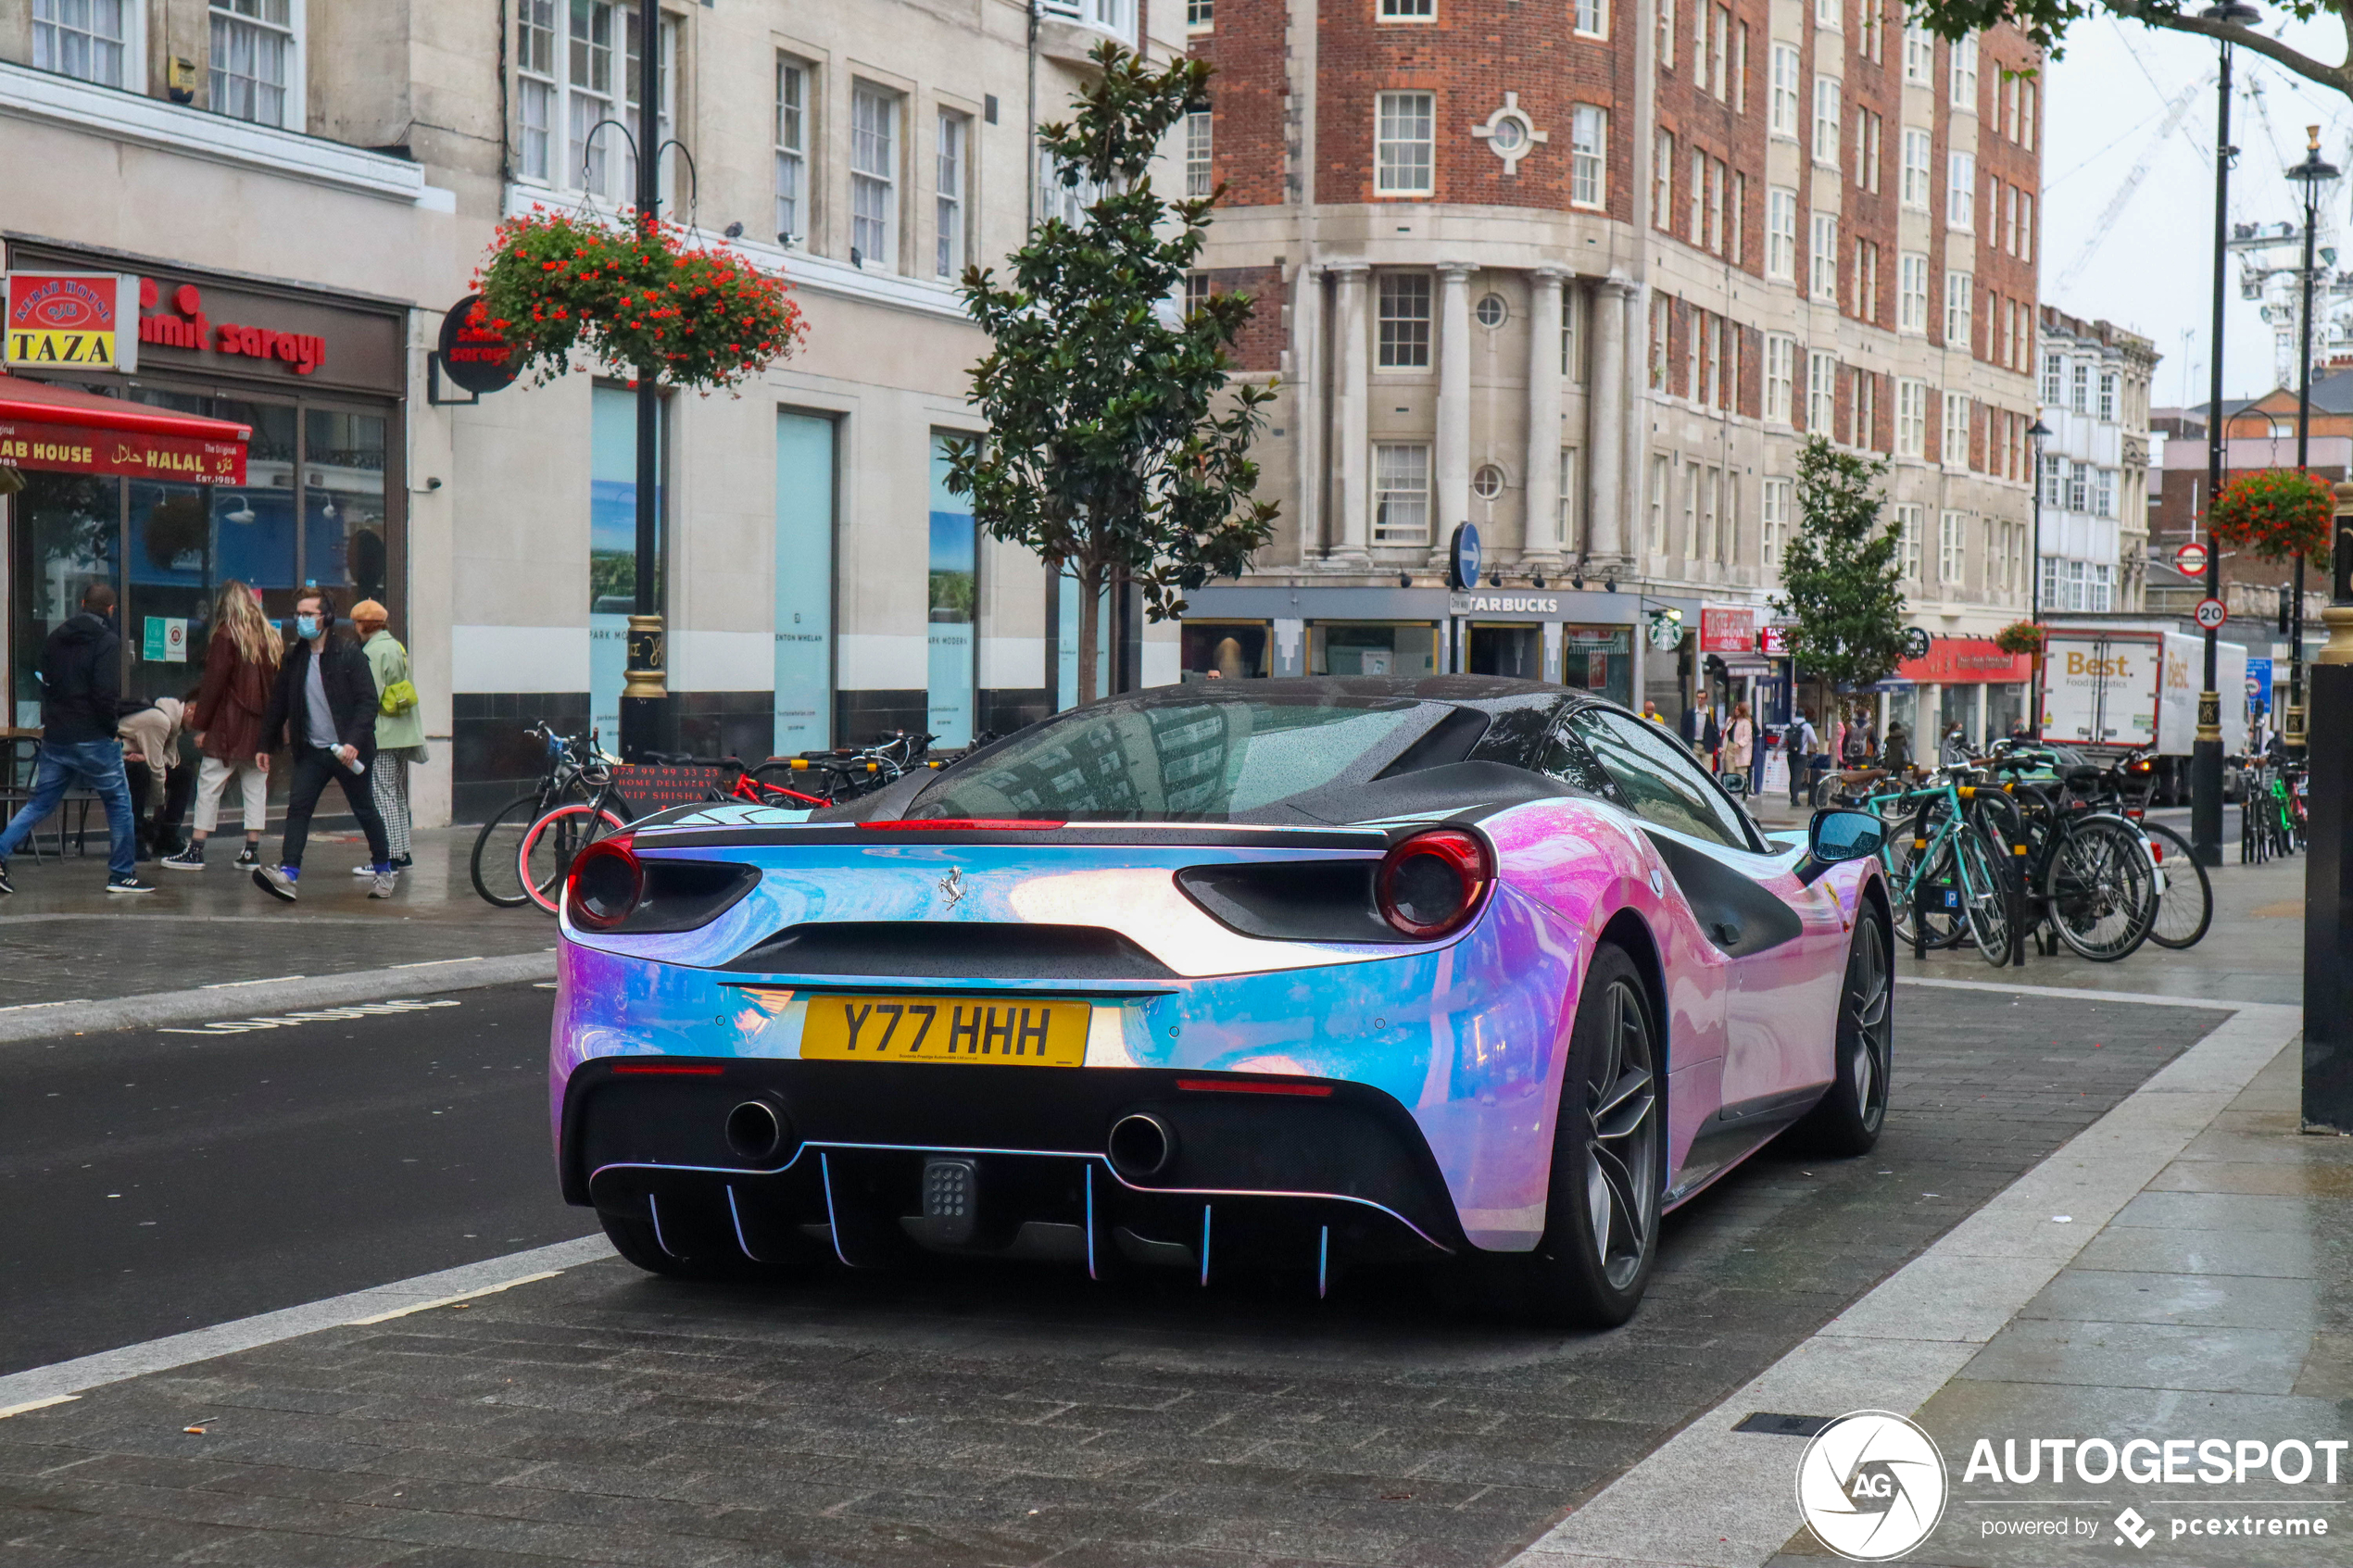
[2194,0,2263,870]
[2284,127,2339,757]
[618,0,669,761]
[2306,480,2353,1132]
[2028,417,2051,737]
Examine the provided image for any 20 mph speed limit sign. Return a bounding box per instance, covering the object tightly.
[2194,596,2229,630]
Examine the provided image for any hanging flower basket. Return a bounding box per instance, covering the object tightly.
[473,207,805,391]
[1993,621,2045,657]
[2209,468,2333,562]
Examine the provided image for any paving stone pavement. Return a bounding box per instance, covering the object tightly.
[0,986,2231,1567]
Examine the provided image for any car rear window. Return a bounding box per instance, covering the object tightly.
[912,696,1434,821]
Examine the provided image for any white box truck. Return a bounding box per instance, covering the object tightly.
[2040,624,2246,801]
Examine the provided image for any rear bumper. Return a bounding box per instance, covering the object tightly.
[562,1055,1466,1273]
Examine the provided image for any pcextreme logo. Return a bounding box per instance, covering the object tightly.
[1796,1411,1949,1562]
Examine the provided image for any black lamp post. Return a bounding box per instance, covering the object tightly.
[2194,0,2262,869]
[2028,417,2051,736]
[2310,475,2353,1132]
[2284,127,2339,758]
[619,0,669,761]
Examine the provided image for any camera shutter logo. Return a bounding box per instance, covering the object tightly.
[1795,1411,1948,1562]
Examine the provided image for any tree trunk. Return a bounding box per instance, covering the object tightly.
[1076,561,1103,708]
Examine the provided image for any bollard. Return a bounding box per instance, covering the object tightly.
[2300,481,2353,1134]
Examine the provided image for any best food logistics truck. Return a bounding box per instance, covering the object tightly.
[2039,622,2248,804]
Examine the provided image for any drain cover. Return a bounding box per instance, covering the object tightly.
[1733,1411,1840,1438]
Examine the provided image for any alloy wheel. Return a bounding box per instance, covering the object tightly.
[1583,978,1659,1292]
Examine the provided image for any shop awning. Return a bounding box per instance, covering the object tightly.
[0,371,249,486]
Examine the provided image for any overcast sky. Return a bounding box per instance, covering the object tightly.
[2042,12,2353,407]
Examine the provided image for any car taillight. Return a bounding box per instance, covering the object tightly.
[1375,828,1492,939]
[567,834,642,931]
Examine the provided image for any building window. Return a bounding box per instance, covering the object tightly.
[1473,463,1507,500]
[1766,186,1797,280]
[1682,459,1701,559]
[210,0,296,128]
[1897,251,1928,332]
[2042,352,2064,406]
[2070,361,2090,413]
[35,0,131,87]
[1730,171,1746,262]
[2095,468,2117,518]
[936,110,970,278]
[1900,128,1931,210]
[1939,510,1967,583]
[1707,157,1726,252]
[1569,106,1606,207]
[517,0,557,182]
[1768,45,1801,137]
[1944,269,1972,345]
[1650,296,1670,391]
[1184,106,1214,200]
[1376,91,1436,195]
[1896,379,1927,458]
[1765,333,1795,423]
[1185,272,1211,316]
[2098,371,2119,421]
[1810,214,1839,302]
[1816,0,1840,25]
[1379,0,1436,17]
[775,56,809,242]
[1560,448,1581,541]
[2020,193,2035,262]
[1949,32,1978,110]
[1860,0,1883,60]
[1476,292,1508,329]
[1658,0,1676,69]
[1854,370,1877,450]
[1903,20,1932,84]
[1855,107,1881,193]
[2021,80,2037,150]
[1690,146,1705,241]
[1654,130,1674,228]
[1051,0,1138,37]
[1712,5,1730,96]
[1735,21,1750,114]
[1373,444,1432,542]
[1943,393,1971,466]
[1576,0,1607,37]
[1762,476,1790,570]
[1947,151,1975,232]
[546,0,669,201]
[1187,0,1214,28]
[1812,77,1841,169]
[1562,282,1583,379]
[1806,350,1838,433]
[1378,272,1432,368]
[1895,504,1924,580]
[850,85,900,268]
[1649,454,1671,554]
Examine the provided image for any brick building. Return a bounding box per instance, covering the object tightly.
[2148,379,2347,629]
[1179,0,2043,729]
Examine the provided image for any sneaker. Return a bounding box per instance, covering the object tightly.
[392,853,413,871]
[0,861,12,896]
[107,874,158,895]
[354,853,415,874]
[367,872,397,899]
[160,845,207,872]
[233,844,260,868]
[351,861,378,876]
[252,864,297,903]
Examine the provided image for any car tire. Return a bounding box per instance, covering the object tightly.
[1505,942,1666,1331]
[1791,909,1893,1157]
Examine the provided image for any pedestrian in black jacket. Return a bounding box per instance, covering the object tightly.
[250,588,396,902]
[0,583,153,894]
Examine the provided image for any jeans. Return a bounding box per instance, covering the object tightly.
[280,746,392,872]
[0,738,139,879]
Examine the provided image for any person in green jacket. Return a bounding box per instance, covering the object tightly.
[349,600,426,873]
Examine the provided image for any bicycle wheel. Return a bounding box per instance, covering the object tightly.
[470,792,549,908]
[1903,808,1971,950]
[2044,817,2157,962]
[1955,822,2017,968]
[518,800,631,915]
[2143,822,2212,950]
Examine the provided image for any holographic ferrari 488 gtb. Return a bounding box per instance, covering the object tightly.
[551,678,1894,1326]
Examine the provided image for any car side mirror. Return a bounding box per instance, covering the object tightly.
[1720,770,1747,797]
[1799,808,1884,884]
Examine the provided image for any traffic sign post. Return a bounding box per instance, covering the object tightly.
[2195,596,2229,631]
[2176,540,2209,577]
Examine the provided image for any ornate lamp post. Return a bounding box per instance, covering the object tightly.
[2028,417,2051,736]
[2283,127,2339,757]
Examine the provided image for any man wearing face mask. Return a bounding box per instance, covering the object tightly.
[250,588,396,901]
[0,583,153,895]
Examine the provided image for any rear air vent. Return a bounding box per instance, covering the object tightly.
[722,921,1177,980]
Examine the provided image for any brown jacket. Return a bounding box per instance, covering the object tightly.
[188,631,276,761]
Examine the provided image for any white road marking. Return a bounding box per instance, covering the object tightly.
[0,1395,80,1421]
[391,956,485,969]
[1896,974,2243,1010]
[1507,997,2303,1568]
[0,1235,614,1411]
[200,975,306,989]
[345,1269,566,1324]
[157,997,463,1035]
[0,999,92,1014]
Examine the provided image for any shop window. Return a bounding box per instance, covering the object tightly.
[774,411,835,751]
[1181,621,1270,680]
[927,433,977,746]
[34,0,132,88]
[1312,623,1436,677]
[210,0,297,129]
[851,84,900,270]
[1560,625,1632,705]
[1373,443,1431,543]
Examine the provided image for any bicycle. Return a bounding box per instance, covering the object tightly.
[1976,752,2158,963]
[469,723,634,909]
[1872,775,2020,968]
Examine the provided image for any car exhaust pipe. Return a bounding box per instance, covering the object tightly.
[1107,1111,1176,1179]
[724,1099,789,1164]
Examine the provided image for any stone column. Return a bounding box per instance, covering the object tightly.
[1587,272,1637,564]
[1973,682,1990,748]
[1290,263,1323,558]
[1436,262,1475,568]
[1523,267,1568,571]
[1328,263,1370,563]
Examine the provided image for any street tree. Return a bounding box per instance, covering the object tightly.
[945,42,1279,706]
[1775,436,1912,697]
[1911,0,2352,103]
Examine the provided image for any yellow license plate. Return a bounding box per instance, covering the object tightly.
[799,995,1089,1067]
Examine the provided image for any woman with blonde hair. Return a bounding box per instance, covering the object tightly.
[162,580,281,871]
[1720,701,1756,794]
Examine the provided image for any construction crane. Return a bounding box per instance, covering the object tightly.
[2054,75,2212,299]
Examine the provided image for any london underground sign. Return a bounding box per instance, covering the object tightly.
[2194,596,2229,631]
[2175,540,2209,577]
